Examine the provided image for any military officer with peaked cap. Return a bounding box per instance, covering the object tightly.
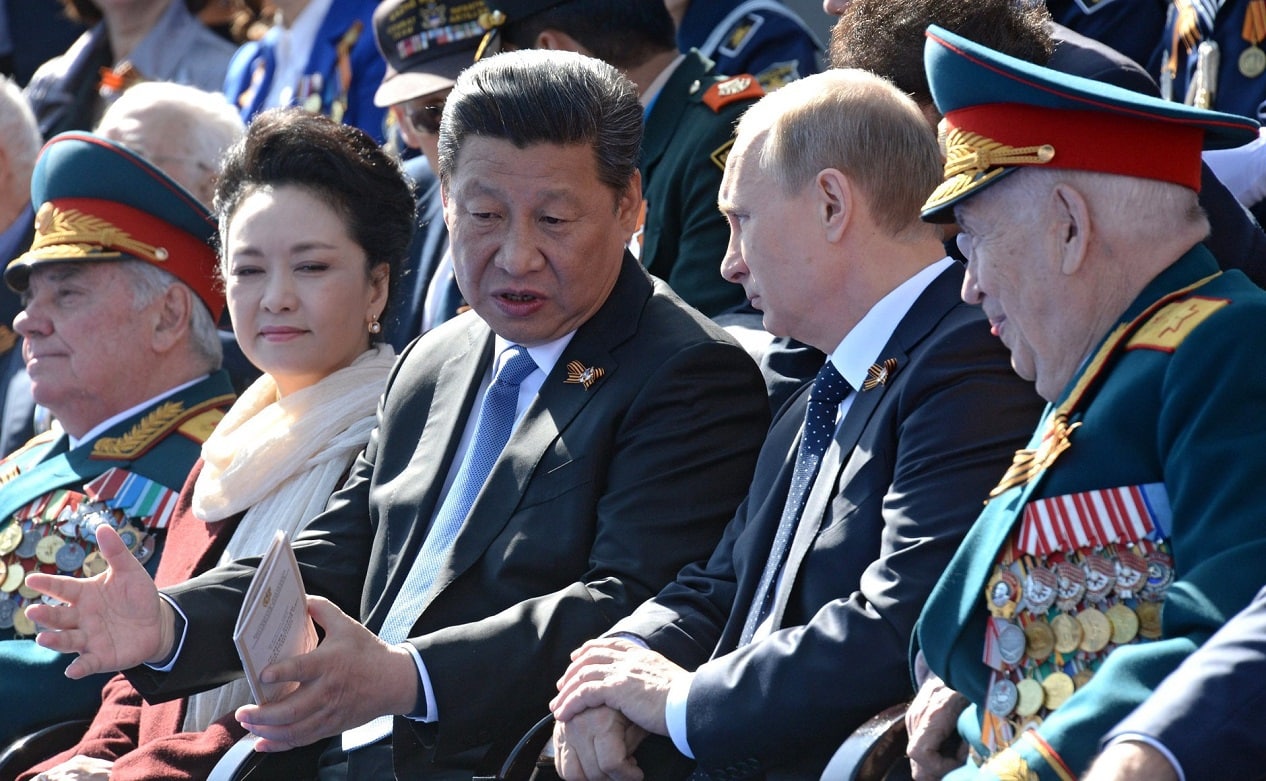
[0,132,234,745]
[907,26,1266,781]
[480,0,764,317]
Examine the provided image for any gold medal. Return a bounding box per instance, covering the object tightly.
[1042,671,1076,710]
[1073,668,1095,690]
[0,560,22,592]
[0,523,20,556]
[1106,603,1140,644]
[1051,613,1082,654]
[1015,678,1045,717]
[1077,608,1112,653]
[18,572,40,600]
[82,551,107,578]
[34,535,64,565]
[12,603,35,636]
[1024,620,1056,662]
[1137,600,1164,639]
[1240,45,1266,77]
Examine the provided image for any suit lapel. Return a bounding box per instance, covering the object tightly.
[766,264,964,629]
[416,256,652,612]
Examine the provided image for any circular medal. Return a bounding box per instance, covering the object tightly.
[1077,608,1112,653]
[18,572,41,600]
[0,596,14,629]
[1024,620,1056,662]
[15,529,40,560]
[12,603,35,636]
[115,524,141,553]
[1143,551,1174,600]
[1073,668,1095,690]
[1137,599,1164,639]
[988,678,1019,716]
[986,570,1022,619]
[1241,45,1266,78]
[1024,565,1059,614]
[0,560,22,592]
[0,523,20,556]
[998,621,1028,666]
[1051,613,1083,654]
[81,551,107,578]
[1015,678,1046,717]
[1055,561,1086,612]
[1041,672,1076,710]
[1106,603,1140,644]
[133,534,155,566]
[1114,549,1147,598]
[1083,554,1116,603]
[34,535,64,565]
[55,541,86,573]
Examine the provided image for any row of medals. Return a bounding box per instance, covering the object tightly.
[983,543,1173,731]
[0,504,155,635]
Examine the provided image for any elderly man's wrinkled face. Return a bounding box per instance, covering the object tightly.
[14,262,164,432]
[443,138,640,346]
[955,185,1071,401]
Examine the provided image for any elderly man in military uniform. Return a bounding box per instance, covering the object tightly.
[903,27,1266,781]
[665,0,822,92]
[0,132,235,746]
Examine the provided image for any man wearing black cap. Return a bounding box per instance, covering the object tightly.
[370,0,489,346]
[906,27,1266,781]
[481,0,761,318]
[0,132,235,745]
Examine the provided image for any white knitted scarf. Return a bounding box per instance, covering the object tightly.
[182,344,396,732]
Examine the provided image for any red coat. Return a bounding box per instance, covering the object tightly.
[20,461,248,781]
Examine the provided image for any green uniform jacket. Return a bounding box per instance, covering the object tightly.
[916,245,1266,780]
[640,50,759,317]
[0,371,234,743]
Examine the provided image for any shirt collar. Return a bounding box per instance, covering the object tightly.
[493,332,575,380]
[828,257,954,389]
[69,375,208,450]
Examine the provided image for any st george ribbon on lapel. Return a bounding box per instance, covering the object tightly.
[343,344,537,751]
[737,360,852,646]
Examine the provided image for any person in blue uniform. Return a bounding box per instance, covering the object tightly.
[907,27,1266,781]
[223,0,388,142]
[668,0,821,91]
[486,0,762,317]
[1146,0,1266,120]
[0,133,235,745]
[1044,0,1166,74]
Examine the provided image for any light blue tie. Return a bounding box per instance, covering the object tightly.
[738,361,851,646]
[343,345,537,750]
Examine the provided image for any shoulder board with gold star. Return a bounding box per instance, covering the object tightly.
[90,393,234,461]
[1127,295,1229,353]
[702,75,764,113]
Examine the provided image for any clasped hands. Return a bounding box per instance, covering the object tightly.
[549,637,689,781]
[24,524,419,752]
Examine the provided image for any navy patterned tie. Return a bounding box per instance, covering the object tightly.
[738,360,852,645]
[344,344,537,750]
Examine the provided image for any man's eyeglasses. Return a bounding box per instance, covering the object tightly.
[402,93,449,136]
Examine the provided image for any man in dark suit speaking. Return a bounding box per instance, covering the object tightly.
[25,50,770,781]
[549,68,1043,780]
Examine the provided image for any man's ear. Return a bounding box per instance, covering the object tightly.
[1051,182,1090,276]
[534,29,590,56]
[817,168,853,244]
[152,283,194,354]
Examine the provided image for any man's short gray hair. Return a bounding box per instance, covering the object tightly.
[0,76,42,203]
[123,260,223,371]
[97,82,245,180]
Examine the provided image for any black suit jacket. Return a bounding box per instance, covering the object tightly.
[615,264,1044,778]
[130,255,771,778]
[384,156,449,350]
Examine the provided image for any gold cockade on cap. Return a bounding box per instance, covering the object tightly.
[924,127,1056,212]
[28,203,170,263]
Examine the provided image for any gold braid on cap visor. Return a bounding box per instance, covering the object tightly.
[924,126,1057,212]
[27,203,170,263]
